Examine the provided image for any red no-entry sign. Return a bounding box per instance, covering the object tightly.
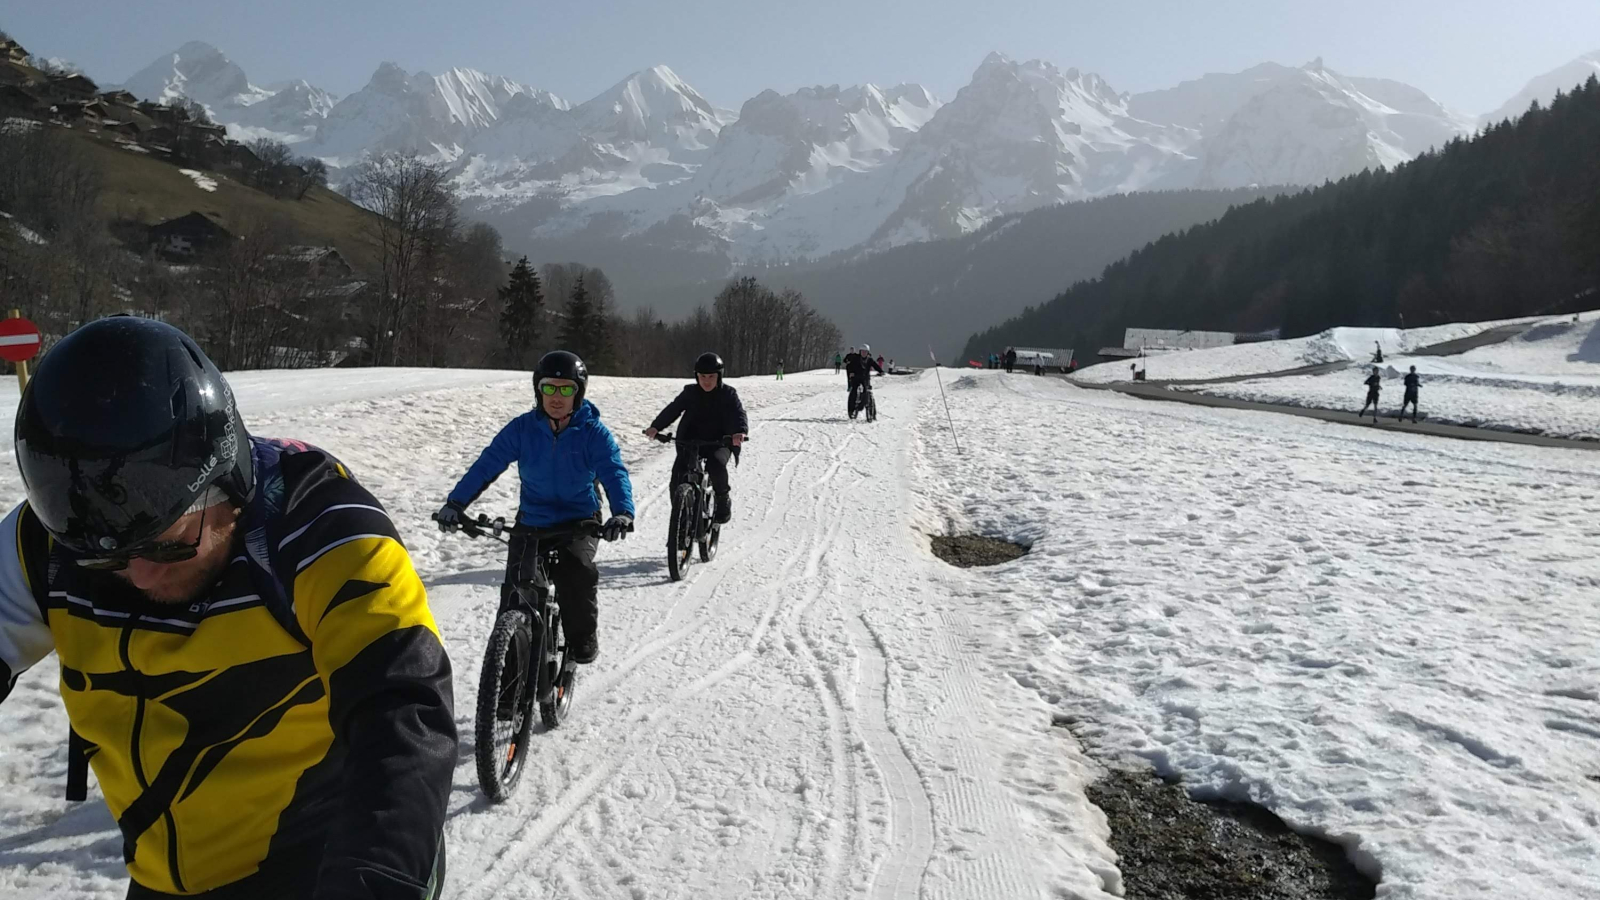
[0,317,42,363]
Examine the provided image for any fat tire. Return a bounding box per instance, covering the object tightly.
[667,484,696,582]
[475,610,533,803]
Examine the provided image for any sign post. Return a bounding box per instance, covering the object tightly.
[1,311,42,393]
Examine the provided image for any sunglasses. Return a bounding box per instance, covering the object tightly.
[75,502,208,571]
[539,383,578,397]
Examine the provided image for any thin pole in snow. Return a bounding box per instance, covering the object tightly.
[928,346,960,453]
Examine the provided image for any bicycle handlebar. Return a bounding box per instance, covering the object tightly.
[653,432,747,448]
[433,512,603,543]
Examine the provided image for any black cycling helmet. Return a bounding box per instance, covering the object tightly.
[14,316,253,555]
[694,352,724,375]
[533,350,588,405]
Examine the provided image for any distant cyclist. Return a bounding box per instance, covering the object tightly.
[436,350,635,665]
[843,344,885,420]
[645,352,748,524]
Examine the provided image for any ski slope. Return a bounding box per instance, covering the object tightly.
[2,367,1598,899]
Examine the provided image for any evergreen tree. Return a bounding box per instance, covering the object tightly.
[498,256,543,368]
[553,272,598,361]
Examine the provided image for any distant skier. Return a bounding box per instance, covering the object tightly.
[1359,367,1382,421]
[1398,366,1420,422]
[1372,341,1384,364]
[776,361,784,381]
[834,351,843,374]
[1003,347,1017,373]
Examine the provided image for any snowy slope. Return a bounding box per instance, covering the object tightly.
[511,53,1471,261]
[106,39,1544,262]
[1188,314,1600,438]
[573,65,724,154]
[528,78,946,259]
[114,41,334,145]
[862,52,1194,250]
[526,52,1197,260]
[1483,49,1600,126]
[1186,60,1470,189]
[925,371,1600,900]
[314,62,566,164]
[2,368,1597,899]
[1073,318,1528,385]
[116,40,269,111]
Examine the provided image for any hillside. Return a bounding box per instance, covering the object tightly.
[628,187,1283,359]
[62,127,384,273]
[962,75,1600,362]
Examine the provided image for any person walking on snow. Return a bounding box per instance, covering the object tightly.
[776,361,784,381]
[1398,366,1421,422]
[834,351,843,374]
[1359,367,1382,422]
[1003,347,1017,373]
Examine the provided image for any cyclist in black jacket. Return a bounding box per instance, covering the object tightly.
[645,353,749,524]
[842,344,885,419]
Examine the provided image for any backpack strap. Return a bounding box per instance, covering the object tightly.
[239,439,311,649]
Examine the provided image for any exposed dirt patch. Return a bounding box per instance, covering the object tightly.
[1085,768,1377,900]
[929,533,1028,567]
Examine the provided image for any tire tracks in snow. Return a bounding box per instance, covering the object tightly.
[850,606,937,900]
[452,426,845,899]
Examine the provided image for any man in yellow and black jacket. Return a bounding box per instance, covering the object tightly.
[0,316,456,899]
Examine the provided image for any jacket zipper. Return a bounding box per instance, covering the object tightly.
[119,626,185,892]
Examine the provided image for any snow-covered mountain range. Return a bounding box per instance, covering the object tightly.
[1482,49,1600,126]
[113,42,1597,265]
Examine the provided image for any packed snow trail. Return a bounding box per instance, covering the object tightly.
[3,367,1598,899]
[0,370,1118,900]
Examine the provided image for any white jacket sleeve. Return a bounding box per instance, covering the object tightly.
[0,503,52,700]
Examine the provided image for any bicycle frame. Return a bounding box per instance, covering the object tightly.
[458,515,600,702]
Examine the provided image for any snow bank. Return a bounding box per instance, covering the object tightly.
[1072,318,1539,385]
[916,369,1600,900]
[1185,318,1600,439]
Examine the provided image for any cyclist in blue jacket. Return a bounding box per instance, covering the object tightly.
[435,351,634,664]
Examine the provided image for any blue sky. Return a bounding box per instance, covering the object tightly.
[6,1,1598,113]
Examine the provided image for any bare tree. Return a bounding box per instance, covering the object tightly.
[293,157,329,200]
[246,138,294,195]
[346,152,459,365]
